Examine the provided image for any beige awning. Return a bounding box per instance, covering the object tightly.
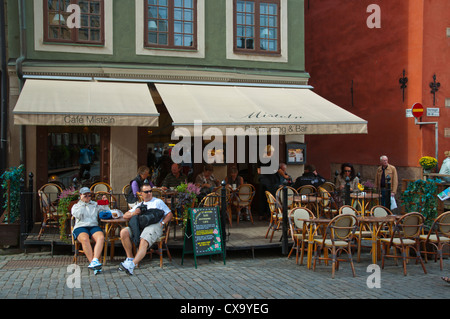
[13,80,159,127]
[155,83,367,135]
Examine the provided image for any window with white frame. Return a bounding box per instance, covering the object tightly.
[144,0,197,50]
[234,0,280,54]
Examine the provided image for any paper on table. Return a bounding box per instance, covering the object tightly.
[437,187,450,201]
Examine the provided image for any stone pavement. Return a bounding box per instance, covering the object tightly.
[0,247,448,305]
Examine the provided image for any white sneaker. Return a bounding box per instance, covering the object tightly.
[119,260,135,275]
[88,259,102,271]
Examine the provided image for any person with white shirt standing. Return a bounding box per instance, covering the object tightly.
[119,183,173,275]
[71,187,105,272]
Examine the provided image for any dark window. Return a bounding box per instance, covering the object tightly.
[44,0,104,45]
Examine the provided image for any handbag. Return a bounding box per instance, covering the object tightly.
[390,195,397,210]
[99,210,112,219]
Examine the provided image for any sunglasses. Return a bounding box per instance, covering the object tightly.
[344,170,351,172]
[141,190,153,194]
[83,193,92,197]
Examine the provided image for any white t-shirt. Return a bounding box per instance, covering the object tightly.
[129,197,171,222]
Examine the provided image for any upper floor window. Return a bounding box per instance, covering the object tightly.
[144,0,197,49]
[234,0,280,54]
[44,0,105,45]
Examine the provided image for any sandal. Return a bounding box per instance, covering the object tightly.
[441,277,450,284]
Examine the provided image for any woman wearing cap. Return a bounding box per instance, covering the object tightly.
[71,187,105,272]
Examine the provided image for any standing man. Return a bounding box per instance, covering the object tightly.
[375,155,398,208]
[119,183,172,275]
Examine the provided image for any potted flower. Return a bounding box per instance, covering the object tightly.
[175,183,200,228]
[0,165,25,246]
[419,156,437,173]
[57,187,79,241]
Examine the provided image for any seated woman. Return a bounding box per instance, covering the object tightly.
[195,164,220,198]
[336,163,360,201]
[71,187,105,272]
[225,166,244,189]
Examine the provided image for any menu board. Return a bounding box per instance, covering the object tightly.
[286,143,306,164]
[181,207,226,268]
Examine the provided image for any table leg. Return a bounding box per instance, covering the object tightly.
[307,223,314,269]
[103,223,110,265]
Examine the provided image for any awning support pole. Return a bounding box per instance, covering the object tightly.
[415,118,439,166]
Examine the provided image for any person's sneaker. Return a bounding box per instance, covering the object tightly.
[88,259,102,271]
[119,260,135,275]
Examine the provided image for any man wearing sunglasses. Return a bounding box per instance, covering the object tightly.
[119,183,172,275]
[71,187,105,272]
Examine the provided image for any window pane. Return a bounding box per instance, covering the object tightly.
[268,15,276,27]
[90,2,100,14]
[91,30,100,41]
[174,34,183,46]
[158,33,168,45]
[159,20,168,31]
[245,13,253,25]
[159,0,167,6]
[184,9,193,21]
[148,32,157,43]
[184,22,193,34]
[174,21,182,33]
[149,6,157,18]
[268,3,276,15]
[90,16,100,28]
[246,2,254,13]
[237,1,244,12]
[148,19,158,30]
[185,0,193,8]
[245,26,253,37]
[148,0,157,4]
[159,7,168,19]
[174,8,183,20]
[237,26,244,37]
[78,28,89,40]
[184,35,193,46]
[269,40,277,51]
[237,37,245,48]
[174,0,182,7]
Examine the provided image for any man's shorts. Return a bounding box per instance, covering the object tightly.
[73,226,103,241]
[126,223,163,247]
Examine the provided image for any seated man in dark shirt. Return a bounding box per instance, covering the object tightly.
[293,164,326,189]
[161,163,187,190]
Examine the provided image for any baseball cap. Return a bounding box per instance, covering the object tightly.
[79,187,91,195]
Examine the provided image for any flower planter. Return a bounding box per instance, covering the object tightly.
[0,223,20,247]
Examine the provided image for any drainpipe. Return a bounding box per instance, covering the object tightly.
[0,0,7,175]
[17,0,26,166]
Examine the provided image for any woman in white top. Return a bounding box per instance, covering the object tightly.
[71,187,105,271]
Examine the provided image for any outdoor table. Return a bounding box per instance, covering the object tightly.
[356,215,400,264]
[350,192,380,215]
[298,217,331,269]
[101,217,128,264]
[293,195,322,214]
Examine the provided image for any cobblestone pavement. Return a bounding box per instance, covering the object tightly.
[0,247,448,305]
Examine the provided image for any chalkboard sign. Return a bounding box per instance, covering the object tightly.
[181,206,226,268]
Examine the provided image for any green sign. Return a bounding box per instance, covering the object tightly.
[181,206,226,268]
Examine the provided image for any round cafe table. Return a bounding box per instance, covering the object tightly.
[350,192,380,215]
[100,217,128,264]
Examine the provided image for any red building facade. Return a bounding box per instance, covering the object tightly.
[304,0,450,191]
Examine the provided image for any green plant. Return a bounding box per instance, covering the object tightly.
[1,165,25,223]
[57,187,79,242]
[401,178,442,227]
